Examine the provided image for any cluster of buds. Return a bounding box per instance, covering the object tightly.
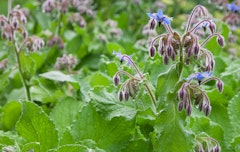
[47,35,64,49]
[177,72,223,116]
[22,36,45,52]
[147,5,225,71]
[54,54,78,72]
[42,0,94,27]
[113,51,140,101]
[195,136,221,152]
[0,5,27,41]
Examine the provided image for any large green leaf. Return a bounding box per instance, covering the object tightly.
[16,101,58,152]
[221,60,240,77]
[1,101,22,130]
[39,71,77,83]
[19,52,36,80]
[228,91,240,137]
[71,103,135,151]
[50,97,84,137]
[156,65,179,101]
[0,71,10,92]
[152,102,194,152]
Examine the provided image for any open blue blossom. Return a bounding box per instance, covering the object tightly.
[147,10,171,25]
[113,50,132,65]
[226,2,239,13]
[186,72,212,81]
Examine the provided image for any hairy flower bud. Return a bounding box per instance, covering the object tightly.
[186,104,192,116]
[178,86,186,100]
[203,104,211,116]
[113,74,120,86]
[214,144,221,152]
[124,91,130,101]
[217,35,224,47]
[166,45,174,57]
[163,55,169,65]
[149,46,156,57]
[216,80,223,93]
[149,18,156,30]
[118,91,123,101]
[209,22,216,34]
[193,44,200,56]
[178,101,184,111]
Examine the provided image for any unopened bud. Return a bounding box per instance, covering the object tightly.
[214,144,221,152]
[216,80,223,93]
[193,44,200,56]
[203,104,211,116]
[113,74,120,86]
[199,101,203,111]
[178,87,185,100]
[209,22,216,34]
[124,91,129,101]
[178,101,184,111]
[217,35,224,47]
[149,46,156,58]
[166,45,173,57]
[118,91,123,101]
[163,55,169,65]
[186,105,192,116]
[149,19,156,30]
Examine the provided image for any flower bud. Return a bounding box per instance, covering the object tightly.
[149,18,156,30]
[209,22,216,34]
[214,144,220,152]
[166,45,173,57]
[124,91,129,101]
[178,101,184,111]
[113,74,120,86]
[118,91,123,101]
[199,101,203,111]
[217,35,224,47]
[193,44,200,56]
[203,104,211,116]
[216,80,223,93]
[149,46,156,58]
[163,55,169,65]
[186,105,192,116]
[178,87,186,100]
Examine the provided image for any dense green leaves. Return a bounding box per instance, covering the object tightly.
[16,101,58,152]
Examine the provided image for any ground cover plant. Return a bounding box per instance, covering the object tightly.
[0,0,240,151]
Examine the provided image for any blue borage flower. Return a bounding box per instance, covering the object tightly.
[147,10,171,25]
[186,71,212,81]
[226,2,239,13]
[113,50,132,65]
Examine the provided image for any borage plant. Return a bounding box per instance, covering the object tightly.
[112,5,225,151]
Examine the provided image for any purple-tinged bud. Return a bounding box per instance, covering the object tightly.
[13,21,18,29]
[216,80,224,93]
[170,51,175,61]
[178,101,184,111]
[149,18,156,30]
[210,60,215,70]
[187,46,193,57]
[205,65,211,72]
[166,45,173,57]
[163,55,169,65]
[199,101,203,111]
[193,44,200,56]
[22,30,28,39]
[149,46,156,58]
[186,105,192,116]
[214,144,221,152]
[118,91,123,101]
[178,87,186,100]
[124,91,129,101]
[209,22,216,34]
[158,45,164,56]
[113,74,120,86]
[2,32,7,39]
[203,104,211,116]
[217,35,224,47]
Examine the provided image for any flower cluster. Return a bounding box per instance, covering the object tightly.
[42,0,94,27]
[147,5,224,71]
[54,54,78,72]
[195,136,221,152]
[0,6,44,52]
[112,51,140,101]
[177,72,223,116]
[47,35,64,49]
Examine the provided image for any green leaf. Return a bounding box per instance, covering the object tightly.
[106,42,125,54]
[1,101,22,130]
[39,71,77,83]
[228,91,240,136]
[221,60,240,77]
[50,97,85,137]
[16,101,58,152]
[54,144,88,152]
[231,136,240,152]
[71,103,134,151]
[19,52,36,80]
[0,71,10,92]
[152,102,194,152]
[90,87,137,120]
[59,129,75,146]
[22,142,40,152]
[86,72,111,87]
[156,65,179,101]
[0,135,14,149]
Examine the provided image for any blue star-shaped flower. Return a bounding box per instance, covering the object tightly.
[226,2,239,13]
[113,50,132,65]
[147,10,171,25]
[186,72,212,81]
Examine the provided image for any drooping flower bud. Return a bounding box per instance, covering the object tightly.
[163,55,169,65]
[217,35,224,47]
[118,91,123,101]
[149,46,156,57]
[186,104,192,116]
[113,74,120,86]
[203,104,211,116]
[209,21,216,34]
[216,80,224,93]
[214,144,221,152]
[149,18,156,30]
[124,91,130,101]
[178,101,184,112]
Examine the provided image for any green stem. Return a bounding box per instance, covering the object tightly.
[144,81,157,107]
[14,42,31,101]
[178,43,184,78]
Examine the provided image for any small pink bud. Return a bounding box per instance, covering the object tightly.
[216,80,223,93]
[113,74,120,86]
[217,35,224,47]
[149,46,156,58]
